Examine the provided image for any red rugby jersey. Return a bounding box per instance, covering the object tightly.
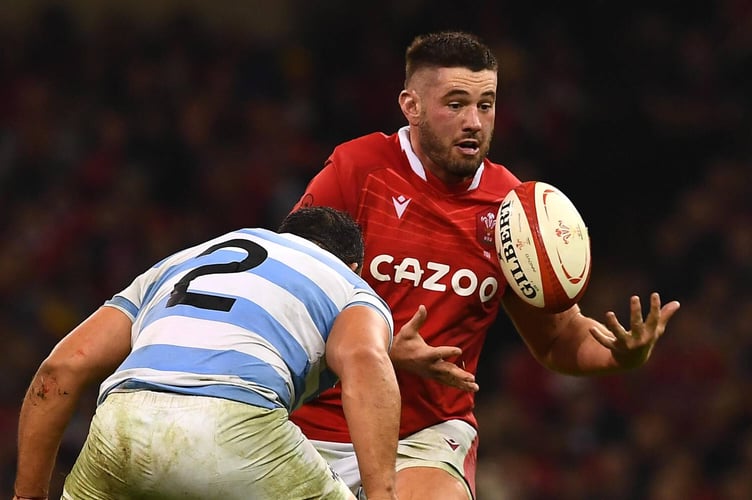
[291,129,521,440]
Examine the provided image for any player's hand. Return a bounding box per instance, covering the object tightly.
[389,305,479,392]
[589,292,681,368]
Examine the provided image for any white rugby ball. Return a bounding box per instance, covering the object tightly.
[495,181,591,313]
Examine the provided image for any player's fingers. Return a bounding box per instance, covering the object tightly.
[651,291,662,312]
[603,311,628,340]
[434,346,462,360]
[438,376,478,392]
[396,305,427,339]
[405,304,428,329]
[659,300,681,327]
[436,363,478,392]
[643,292,662,331]
[457,379,480,392]
[629,295,645,338]
[589,326,617,349]
[442,362,474,380]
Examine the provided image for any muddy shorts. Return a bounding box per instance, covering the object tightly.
[62,390,353,500]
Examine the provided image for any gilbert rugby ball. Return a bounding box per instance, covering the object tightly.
[495,181,591,313]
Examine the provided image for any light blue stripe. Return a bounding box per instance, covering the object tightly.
[103,381,281,410]
[114,344,292,408]
[104,295,138,318]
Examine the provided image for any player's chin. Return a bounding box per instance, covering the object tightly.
[449,155,483,176]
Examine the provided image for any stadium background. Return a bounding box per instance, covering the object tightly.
[0,1,749,498]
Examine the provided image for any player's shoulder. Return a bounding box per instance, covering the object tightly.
[479,158,522,193]
[330,131,402,167]
[335,131,396,150]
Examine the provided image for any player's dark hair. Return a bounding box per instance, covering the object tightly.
[278,207,364,270]
[405,31,498,85]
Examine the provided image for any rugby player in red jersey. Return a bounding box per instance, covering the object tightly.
[290,31,680,499]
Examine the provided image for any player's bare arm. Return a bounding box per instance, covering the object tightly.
[14,306,132,500]
[326,305,401,500]
[502,290,680,375]
[389,305,479,393]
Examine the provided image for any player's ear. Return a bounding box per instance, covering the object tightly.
[349,262,360,274]
[399,89,420,125]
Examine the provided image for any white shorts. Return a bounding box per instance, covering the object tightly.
[62,390,353,500]
[312,419,478,499]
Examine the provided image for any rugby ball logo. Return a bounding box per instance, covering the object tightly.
[494,181,591,312]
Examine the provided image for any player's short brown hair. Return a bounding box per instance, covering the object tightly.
[278,207,364,270]
[405,31,498,86]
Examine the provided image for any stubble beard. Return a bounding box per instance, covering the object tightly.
[418,119,493,180]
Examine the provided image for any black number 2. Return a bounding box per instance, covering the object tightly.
[166,238,268,312]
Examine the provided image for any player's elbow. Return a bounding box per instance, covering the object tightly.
[527,343,560,372]
[336,344,393,378]
[35,348,100,395]
[519,330,567,373]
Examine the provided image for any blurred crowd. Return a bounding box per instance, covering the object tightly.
[1,1,750,498]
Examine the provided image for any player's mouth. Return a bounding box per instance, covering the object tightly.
[455,139,480,155]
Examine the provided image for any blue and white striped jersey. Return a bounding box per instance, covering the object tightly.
[98,228,393,413]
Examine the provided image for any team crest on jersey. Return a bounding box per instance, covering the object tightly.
[476,209,496,249]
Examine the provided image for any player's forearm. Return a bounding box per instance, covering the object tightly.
[542,313,623,375]
[340,352,400,500]
[15,369,83,498]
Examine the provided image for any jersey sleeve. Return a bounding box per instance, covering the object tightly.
[293,158,360,214]
[103,266,159,321]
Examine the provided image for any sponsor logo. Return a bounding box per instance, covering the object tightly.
[369,254,499,303]
[392,195,411,219]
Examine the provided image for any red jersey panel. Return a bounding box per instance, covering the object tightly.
[291,131,521,440]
